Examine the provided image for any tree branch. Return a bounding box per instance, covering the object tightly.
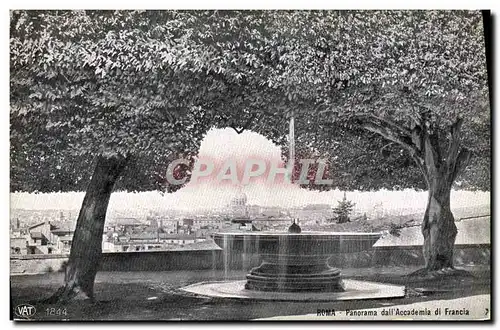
[423,132,438,176]
[410,127,423,150]
[358,116,432,187]
[447,117,464,167]
[362,114,412,137]
[380,142,394,153]
[360,121,420,159]
[452,148,472,180]
[429,131,442,166]
[411,154,430,189]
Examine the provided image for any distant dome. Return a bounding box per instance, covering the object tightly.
[231,192,247,206]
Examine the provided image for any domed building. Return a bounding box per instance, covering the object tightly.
[230,190,248,218]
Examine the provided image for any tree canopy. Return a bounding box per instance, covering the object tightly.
[10,10,490,193]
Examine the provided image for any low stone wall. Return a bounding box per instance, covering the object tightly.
[332,244,491,268]
[216,244,491,271]
[99,249,220,271]
[10,254,68,275]
[10,244,490,275]
[10,250,221,274]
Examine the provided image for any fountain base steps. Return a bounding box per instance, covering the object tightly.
[180,279,405,301]
[245,263,344,292]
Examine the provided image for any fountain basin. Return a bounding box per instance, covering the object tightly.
[213,231,382,292]
[181,279,405,301]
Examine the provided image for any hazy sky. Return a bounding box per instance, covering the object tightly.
[10,128,490,212]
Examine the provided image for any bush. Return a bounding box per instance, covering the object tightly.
[389,223,403,237]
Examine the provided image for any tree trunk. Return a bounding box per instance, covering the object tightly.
[421,175,457,271]
[47,155,127,303]
[418,129,470,273]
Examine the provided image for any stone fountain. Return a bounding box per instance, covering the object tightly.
[212,226,382,293]
[181,225,404,301]
[180,113,405,301]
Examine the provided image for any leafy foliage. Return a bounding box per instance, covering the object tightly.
[10,10,490,193]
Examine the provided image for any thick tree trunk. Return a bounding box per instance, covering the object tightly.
[47,155,127,303]
[421,175,457,271]
[418,128,470,274]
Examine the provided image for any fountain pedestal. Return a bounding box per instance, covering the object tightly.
[245,256,345,292]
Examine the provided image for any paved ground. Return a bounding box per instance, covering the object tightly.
[258,294,491,321]
[11,265,490,321]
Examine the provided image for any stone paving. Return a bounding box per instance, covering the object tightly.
[257,294,491,321]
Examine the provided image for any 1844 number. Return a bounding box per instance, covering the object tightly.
[45,308,67,317]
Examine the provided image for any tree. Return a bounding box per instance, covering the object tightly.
[332,192,355,224]
[341,11,490,273]
[261,10,490,272]
[10,10,232,301]
[192,10,490,272]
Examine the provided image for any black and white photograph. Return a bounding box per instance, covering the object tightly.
[8,8,491,321]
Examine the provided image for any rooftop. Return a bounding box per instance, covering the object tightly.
[110,218,145,226]
[30,231,46,239]
[128,233,198,241]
